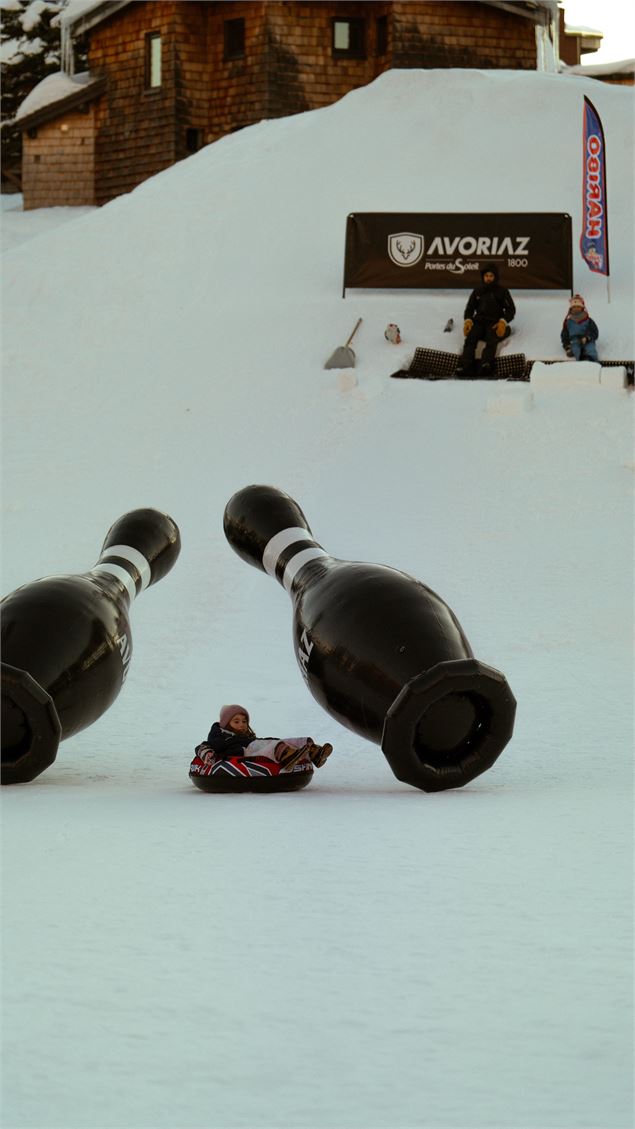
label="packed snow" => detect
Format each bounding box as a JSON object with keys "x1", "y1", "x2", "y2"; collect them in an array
[
  {"x1": 1, "y1": 69, "x2": 633, "y2": 1129},
  {"x1": 1, "y1": 192, "x2": 96, "y2": 251}
]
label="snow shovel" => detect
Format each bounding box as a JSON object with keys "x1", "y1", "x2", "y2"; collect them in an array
[{"x1": 324, "y1": 317, "x2": 362, "y2": 369}]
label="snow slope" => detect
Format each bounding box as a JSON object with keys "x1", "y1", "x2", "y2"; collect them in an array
[
  {"x1": 1, "y1": 69, "x2": 633, "y2": 1129},
  {"x1": 1, "y1": 191, "x2": 96, "y2": 251}
]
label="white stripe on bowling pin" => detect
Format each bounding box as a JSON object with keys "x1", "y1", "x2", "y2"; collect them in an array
[
  {"x1": 262, "y1": 526, "x2": 327, "y2": 593},
  {"x1": 92, "y1": 543, "x2": 152, "y2": 600},
  {"x1": 282, "y1": 548, "x2": 327, "y2": 593}
]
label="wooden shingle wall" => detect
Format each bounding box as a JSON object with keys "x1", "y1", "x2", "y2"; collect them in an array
[
  {"x1": 196, "y1": 2, "x2": 270, "y2": 142},
  {"x1": 172, "y1": 0, "x2": 211, "y2": 154},
  {"x1": 145, "y1": 2, "x2": 393, "y2": 154},
  {"x1": 392, "y1": 1, "x2": 537, "y2": 69},
  {"x1": 170, "y1": 1, "x2": 385, "y2": 144},
  {"x1": 262, "y1": 1, "x2": 391, "y2": 120},
  {"x1": 88, "y1": 1, "x2": 179, "y2": 204},
  {"x1": 24, "y1": 1, "x2": 540, "y2": 207},
  {"x1": 22, "y1": 108, "x2": 97, "y2": 209}
]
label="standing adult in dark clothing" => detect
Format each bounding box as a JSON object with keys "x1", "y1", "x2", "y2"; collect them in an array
[{"x1": 455, "y1": 264, "x2": 516, "y2": 378}]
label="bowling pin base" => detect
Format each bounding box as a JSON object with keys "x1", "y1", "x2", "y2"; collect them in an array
[
  {"x1": 189, "y1": 769, "x2": 314, "y2": 794},
  {"x1": 1, "y1": 663, "x2": 62, "y2": 785},
  {"x1": 382, "y1": 658, "x2": 517, "y2": 792}
]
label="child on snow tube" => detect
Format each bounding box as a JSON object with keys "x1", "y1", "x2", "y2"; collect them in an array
[{"x1": 190, "y1": 704, "x2": 333, "y2": 783}]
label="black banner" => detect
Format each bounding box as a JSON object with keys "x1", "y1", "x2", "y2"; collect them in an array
[{"x1": 343, "y1": 213, "x2": 572, "y2": 293}]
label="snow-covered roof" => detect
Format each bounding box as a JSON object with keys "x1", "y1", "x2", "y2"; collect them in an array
[
  {"x1": 59, "y1": 0, "x2": 556, "y2": 35},
  {"x1": 16, "y1": 70, "x2": 93, "y2": 120},
  {"x1": 563, "y1": 58, "x2": 634, "y2": 77},
  {"x1": 563, "y1": 23, "x2": 603, "y2": 38},
  {"x1": 14, "y1": 69, "x2": 106, "y2": 128},
  {"x1": 60, "y1": 0, "x2": 131, "y2": 31}
]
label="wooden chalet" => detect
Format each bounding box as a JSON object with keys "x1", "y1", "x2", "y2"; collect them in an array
[{"x1": 16, "y1": 1, "x2": 560, "y2": 209}]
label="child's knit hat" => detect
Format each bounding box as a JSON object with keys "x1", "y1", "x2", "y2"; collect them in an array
[
  {"x1": 219, "y1": 704, "x2": 249, "y2": 728},
  {"x1": 569, "y1": 293, "x2": 586, "y2": 310}
]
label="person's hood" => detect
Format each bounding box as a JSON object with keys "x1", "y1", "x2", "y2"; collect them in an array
[{"x1": 480, "y1": 262, "x2": 499, "y2": 284}]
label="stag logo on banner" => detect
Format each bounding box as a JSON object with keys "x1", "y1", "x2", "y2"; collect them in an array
[{"x1": 388, "y1": 232, "x2": 424, "y2": 267}]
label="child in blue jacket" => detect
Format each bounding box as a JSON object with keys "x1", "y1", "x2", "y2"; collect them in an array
[{"x1": 561, "y1": 294, "x2": 599, "y2": 361}]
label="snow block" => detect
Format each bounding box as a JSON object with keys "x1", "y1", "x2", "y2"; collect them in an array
[
  {"x1": 336, "y1": 370, "x2": 358, "y2": 392},
  {"x1": 530, "y1": 361, "x2": 601, "y2": 389}
]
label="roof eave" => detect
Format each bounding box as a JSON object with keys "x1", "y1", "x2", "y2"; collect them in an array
[
  {"x1": 16, "y1": 77, "x2": 107, "y2": 132},
  {"x1": 63, "y1": 0, "x2": 133, "y2": 39},
  {"x1": 480, "y1": 1, "x2": 556, "y2": 24}
]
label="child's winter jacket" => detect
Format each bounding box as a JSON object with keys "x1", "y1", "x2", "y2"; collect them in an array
[
  {"x1": 561, "y1": 316, "x2": 599, "y2": 350},
  {"x1": 206, "y1": 721, "x2": 253, "y2": 757}
]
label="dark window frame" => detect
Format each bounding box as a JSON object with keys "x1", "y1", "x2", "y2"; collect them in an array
[
  {"x1": 224, "y1": 17, "x2": 245, "y2": 61},
  {"x1": 376, "y1": 15, "x2": 388, "y2": 57},
  {"x1": 332, "y1": 17, "x2": 366, "y2": 59},
  {"x1": 186, "y1": 127, "x2": 203, "y2": 153}
]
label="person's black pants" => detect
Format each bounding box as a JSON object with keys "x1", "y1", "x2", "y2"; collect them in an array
[{"x1": 460, "y1": 321, "x2": 500, "y2": 368}]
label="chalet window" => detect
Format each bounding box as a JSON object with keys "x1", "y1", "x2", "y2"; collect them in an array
[
  {"x1": 186, "y1": 128, "x2": 203, "y2": 153},
  {"x1": 332, "y1": 18, "x2": 366, "y2": 59},
  {"x1": 145, "y1": 32, "x2": 162, "y2": 89},
  {"x1": 376, "y1": 16, "x2": 388, "y2": 56},
  {"x1": 224, "y1": 18, "x2": 245, "y2": 60}
]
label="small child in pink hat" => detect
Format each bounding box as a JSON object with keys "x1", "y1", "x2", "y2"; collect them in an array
[
  {"x1": 561, "y1": 294, "x2": 599, "y2": 361},
  {"x1": 192, "y1": 704, "x2": 333, "y2": 775}
]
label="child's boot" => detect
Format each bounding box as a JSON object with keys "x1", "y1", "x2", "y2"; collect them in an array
[{"x1": 306, "y1": 740, "x2": 333, "y2": 768}]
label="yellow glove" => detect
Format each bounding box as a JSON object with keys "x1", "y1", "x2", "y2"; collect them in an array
[
  {"x1": 494, "y1": 319, "x2": 507, "y2": 338},
  {"x1": 463, "y1": 319, "x2": 473, "y2": 337}
]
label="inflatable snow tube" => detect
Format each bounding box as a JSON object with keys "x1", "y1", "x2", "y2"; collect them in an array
[{"x1": 189, "y1": 754, "x2": 313, "y2": 793}]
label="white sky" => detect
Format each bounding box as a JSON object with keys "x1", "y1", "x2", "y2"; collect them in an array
[{"x1": 562, "y1": 0, "x2": 635, "y2": 63}]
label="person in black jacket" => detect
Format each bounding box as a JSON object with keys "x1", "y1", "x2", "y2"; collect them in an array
[{"x1": 455, "y1": 264, "x2": 516, "y2": 378}]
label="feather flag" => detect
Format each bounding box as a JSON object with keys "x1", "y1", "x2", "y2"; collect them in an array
[{"x1": 580, "y1": 96, "x2": 609, "y2": 276}]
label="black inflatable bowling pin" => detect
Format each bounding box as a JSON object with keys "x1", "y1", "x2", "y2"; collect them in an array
[
  {"x1": 1, "y1": 509, "x2": 181, "y2": 784},
  {"x1": 224, "y1": 485, "x2": 516, "y2": 792}
]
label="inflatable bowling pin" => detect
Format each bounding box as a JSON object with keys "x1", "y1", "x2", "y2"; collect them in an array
[
  {"x1": 1, "y1": 508, "x2": 181, "y2": 784},
  {"x1": 223, "y1": 485, "x2": 516, "y2": 792}
]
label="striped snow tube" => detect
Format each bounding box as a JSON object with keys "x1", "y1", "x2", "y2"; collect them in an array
[{"x1": 189, "y1": 753, "x2": 313, "y2": 793}]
